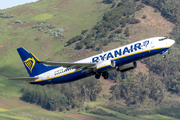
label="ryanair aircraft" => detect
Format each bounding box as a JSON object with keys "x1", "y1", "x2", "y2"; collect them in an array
[{"x1": 8, "y1": 37, "x2": 175, "y2": 85}]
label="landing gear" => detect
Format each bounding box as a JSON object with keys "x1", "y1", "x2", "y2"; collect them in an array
[
  {"x1": 102, "y1": 71, "x2": 109, "y2": 79},
  {"x1": 95, "y1": 71, "x2": 109, "y2": 79},
  {"x1": 162, "y1": 55, "x2": 166, "y2": 58},
  {"x1": 161, "y1": 50, "x2": 168, "y2": 58},
  {"x1": 95, "y1": 72, "x2": 101, "y2": 79}
]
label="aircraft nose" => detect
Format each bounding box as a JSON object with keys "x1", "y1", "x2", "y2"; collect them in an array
[{"x1": 168, "y1": 39, "x2": 175, "y2": 47}]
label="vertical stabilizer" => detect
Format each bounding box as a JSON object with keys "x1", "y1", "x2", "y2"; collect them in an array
[{"x1": 17, "y1": 47, "x2": 57, "y2": 77}]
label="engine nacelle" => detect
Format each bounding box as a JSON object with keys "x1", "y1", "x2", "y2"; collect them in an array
[
  {"x1": 96, "y1": 60, "x2": 116, "y2": 70},
  {"x1": 116, "y1": 62, "x2": 137, "y2": 72}
]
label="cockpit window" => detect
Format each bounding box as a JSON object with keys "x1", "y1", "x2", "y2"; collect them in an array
[{"x1": 159, "y1": 37, "x2": 167, "y2": 41}]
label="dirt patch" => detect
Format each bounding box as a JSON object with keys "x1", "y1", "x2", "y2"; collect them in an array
[
  {"x1": 40, "y1": 42, "x2": 52, "y2": 58},
  {"x1": 7, "y1": 20, "x2": 14, "y2": 26},
  {"x1": 29, "y1": 9, "x2": 35, "y2": 14},
  {"x1": 0, "y1": 45, "x2": 3, "y2": 55},
  {"x1": 13, "y1": 39, "x2": 25, "y2": 48},
  {"x1": 65, "y1": 114, "x2": 100, "y2": 120},
  {"x1": 0, "y1": 68, "x2": 4, "y2": 75},
  {"x1": 99, "y1": 77, "x2": 117, "y2": 99},
  {"x1": 128, "y1": 5, "x2": 174, "y2": 42},
  {"x1": 52, "y1": 47, "x2": 94, "y2": 62},
  {"x1": 0, "y1": 97, "x2": 27, "y2": 108},
  {"x1": 9, "y1": 32, "x2": 19, "y2": 36},
  {"x1": 63, "y1": 27, "x2": 71, "y2": 36},
  {"x1": 12, "y1": 24, "x2": 19, "y2": 30},
  {"x1": 20, "y1": 21, "x2": 36, "y2": 27},
  {"x1": 15, "y1": 7, "x2": 28, "y2": 16},
  {"x1": 99, "y1": 77, "x2": 116, "y2": 91},
  {"x1": 58, "y1": 0, "x2": 72, "y2": 7},
  {"x1": 42, "y1": 43, "x2": 52, "y2": 49},
  {"x1": 135, "y1": 61, "x2": 149, "y2": 74}
]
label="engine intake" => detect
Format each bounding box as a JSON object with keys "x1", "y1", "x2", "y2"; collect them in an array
[{"x1": 116, "y1": 62, "x2": 137, "y2": 72}]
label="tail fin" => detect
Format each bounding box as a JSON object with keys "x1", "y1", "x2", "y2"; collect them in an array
[{"x1": 17, "y1": 47, "x2": 57, "y2": 77}]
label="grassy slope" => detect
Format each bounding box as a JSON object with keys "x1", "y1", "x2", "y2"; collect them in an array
[
  {"x1": 0, "y1": 0, "x2": 111, "y2": 119},
  {"x1": 0, "y1": 0, "x2": 110, "y2": 95},
  {"x1": 0, "y1": 0, "x2": 177, "y2": 120}
]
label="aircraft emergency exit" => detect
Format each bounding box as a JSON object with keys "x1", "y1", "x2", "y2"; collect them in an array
[{"x1": 8, "y1": 37, "x2": 175, "y2": 85}]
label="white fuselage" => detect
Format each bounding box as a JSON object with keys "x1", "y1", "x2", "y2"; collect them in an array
[{"x1": 31, "y1": 37, "x2": 175, "y2": 84}]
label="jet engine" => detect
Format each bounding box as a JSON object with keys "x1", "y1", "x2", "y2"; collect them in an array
[
  {"x1": 96, "y1": 59, "x2": 116, "y2": 70},
  {"x1": 116, "y1": 62, "x2": 137, "y2": 72}
]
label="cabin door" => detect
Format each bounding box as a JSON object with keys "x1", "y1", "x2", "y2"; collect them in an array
[
  {"x1": 151, "y1": 39, "x2": 155, "y2": 48},
  {"x1": 47, "y1": 73, "x2": 52, "y2": 84}
]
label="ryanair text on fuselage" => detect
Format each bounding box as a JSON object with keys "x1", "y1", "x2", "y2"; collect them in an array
[{"x1": 92, "y1": 43, "x2": 142, "y2": 63}]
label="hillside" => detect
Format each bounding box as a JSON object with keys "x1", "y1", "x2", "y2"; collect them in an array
[
  {"x1": 0, "y1": 0, "x2": 110, "y2": 95},
  {"x1": 0, "y1": 0, "x2": 180, "y2": 120}
]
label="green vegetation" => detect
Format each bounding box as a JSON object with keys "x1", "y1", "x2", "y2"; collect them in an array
[
  {"x1": 0, "y1": 112, "x2": 33, "y2": 120},
  {"x1": 101, "y1": 1, "x2": 180, "y2": 119},
  {"x1": 21, "y1": 77, "x2": 102, "y2": 111},
  {"x1": 68, "y1": 0, "x2": 142, "y2": 49},
  {"x1": 31, "y1": 13, "x2": 53, "y2": 21},
  {"x1": 81, "y1": 112, "x2": 121, "y2": 120},
  {"x1": 0, "y1": 0, "x2": 180, "y2": 119},
  {"x1": 110, "y1": 72, "x2": 165, "y2": 105}
]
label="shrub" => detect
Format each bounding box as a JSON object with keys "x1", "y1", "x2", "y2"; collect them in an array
[
  {"x1": 142, "y1": 15, "x2": 147, "y2": 19},
  {"x1": 109, "y1": 33, "x2": 115, "y2": 38},
  {"x1": 75, "y1": 42, "x2": 84, "y2": 50},
  {"x1": 81, "y1": 29, "x2": 88, "y2": 35},
  {"x1": 86, "y1": 43, "x2": 95, "y2": 49},
  {"x1": 85, "y1": 104, "x2": 92, "y2": 111},
  {"x1": 136, "y1": 4, "x2": 145, "y2": 11},
  {"x1": 114, "y1": 28, "x2": 123, "y2": 34},
  {"x1": 89, "y1": 108, "x2": 117, "y2": 117},
  {"x1": 125, "y1": 32, "x2": 130, "y2": 37},
  {"x1": 59, "y1": 106, "x2": 65, "y2": 112}
]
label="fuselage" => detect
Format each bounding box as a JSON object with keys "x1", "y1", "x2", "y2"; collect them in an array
[{"x1": 30, "y1": 37, "x2": 175, "y2": 85}]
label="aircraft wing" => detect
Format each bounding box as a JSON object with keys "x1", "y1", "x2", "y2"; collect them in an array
[
  {"x1": 38, "y1": 61, "x2": 96, "y2": 71},
  {"x1": 7, "y1": 77, "x2": 39, "y2": 81}
]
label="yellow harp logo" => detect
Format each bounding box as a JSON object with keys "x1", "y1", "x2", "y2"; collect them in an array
[{"x1": 24, "y1": 58, "x2": 35, "y2": 73}]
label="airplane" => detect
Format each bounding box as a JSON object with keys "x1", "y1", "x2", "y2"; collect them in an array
[{"x1": 8, "y1": 37, "x2": 175, "y2": 85}]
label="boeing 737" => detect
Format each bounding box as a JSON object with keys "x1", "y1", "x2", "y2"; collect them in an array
[{"x1": 8, "y1": 37, "x2": 175, "y2": 85}]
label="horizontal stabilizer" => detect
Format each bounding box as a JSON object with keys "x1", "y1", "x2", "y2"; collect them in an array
[{"x1": 7, "y1": 77, "x2": 38, "y2": 81}]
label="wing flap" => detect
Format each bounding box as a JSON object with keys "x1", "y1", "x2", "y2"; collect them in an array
[
  {"x1": 38, "y1": 61, "x2": 96, "y2": 68},
  {"x1": 7, "y1": 77, "x2": 38, "y2": 81}
]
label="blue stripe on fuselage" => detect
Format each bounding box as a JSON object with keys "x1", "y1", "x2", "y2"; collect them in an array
[{"x1": 29, "y1": 47, "x2": 169, "y2": 85}]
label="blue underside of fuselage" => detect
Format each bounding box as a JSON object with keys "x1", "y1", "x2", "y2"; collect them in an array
[{"x1": 30, "y1": 48, "x2": 168, "y2": 85}]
